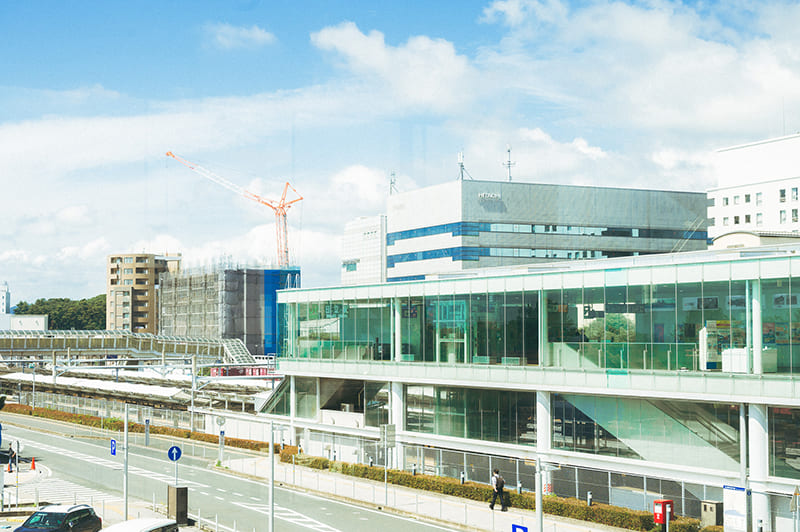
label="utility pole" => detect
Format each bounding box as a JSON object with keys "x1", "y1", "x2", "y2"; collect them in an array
[
  {"x1": 124, "y1": 403, "x2": 129, "y2": 520},
  {"x1": 269, "y1": 421, "x2": 275, "y2": 532}
]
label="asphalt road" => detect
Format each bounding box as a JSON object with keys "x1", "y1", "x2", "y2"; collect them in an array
[{"x1": 2, "y1": 416, "x2": 451, "y2": 532}]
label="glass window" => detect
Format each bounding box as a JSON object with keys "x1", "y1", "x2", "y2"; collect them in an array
[
  {"x1": 794, "y1": 209, "x2": 799, "y2": 223},
  {"x1": 553, "y1": 394, "x2": 739, "y2": 469},
  {"x1": 770, "y1": 407, "x2": 800, "y2": 479},
  {"x1": 745, "y1": 214, "x2": 751, "y2": 224},
  {"x1": 295, "y1": 377, "x2": 318, "y2": 419},
  {"x1": 761, "y1": 278, "x2": 792, "y2": 373},
  {"x1": 124, "y1": 257, "x2": 134, "y2": 263},
  {"x1": 781, "y1": 189, "x2": 787, "y2": 202},
  {"x1": 406, "y1": 385, "x2": 435, "y2": 433},
  {"x1": 757, "y1": 213, "x2": 763, "y2": 226},
  {"x1": 365, "y1": 381, "x2": 389, "y2": 427},
  {"x1": 734, "y1": 216, "x2": 740, "y2": 225},
  {"x1": 723, "y1": 217, "x2": 729, "y2": 226},
  {"x1": 756, "y1": 192, "x2": 763, "y2": 205},
  {"x1": 793, "y1": 188, "x2": 798, "y2": 201},
  {"x1": 722, "y1": 197, "x2": 729, "y2": 206},
  {"x1": 745, "y1": 194, "x2": 751, "y2": 203},
  {"x1": 781, "y1": 210, "x2": 787, "y2": 224},
  {"x1": 733, "y1": 195, "x2": 740, "y2": 205}
]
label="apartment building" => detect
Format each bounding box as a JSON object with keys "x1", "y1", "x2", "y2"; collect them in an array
[
  {"x1": 106, "y1": 253, "x2": 181, "y2": 333},
  {"x1": 708, "y1": 134, "x2": 800, "y2": 240}
]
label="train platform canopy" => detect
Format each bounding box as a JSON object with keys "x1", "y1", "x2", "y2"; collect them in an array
[{"x1": 2, "y1": 371, "x2": 191, "y2": 402}]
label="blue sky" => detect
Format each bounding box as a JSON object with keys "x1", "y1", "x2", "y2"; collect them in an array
[{"x1": 2, "y1": 0, "x2": 800, "y2": 305}]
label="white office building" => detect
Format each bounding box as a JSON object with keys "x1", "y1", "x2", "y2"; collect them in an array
[
  {"x1": 384, "y1": 180, "x2": 708, "y2": 282},
  {"x1": 341, "y1": 215, "x2": 387, "y2": 286},
  {"x1": 708, "y1": 134, "x2": 800, "y2": 240},
  {"x1": 0, "y1": 282, "x2": 10, "y2": 314}
]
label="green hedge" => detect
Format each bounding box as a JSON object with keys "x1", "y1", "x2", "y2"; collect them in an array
[
  {"x1": 278, "y1": 448, "x2": 711, "y2": 532},
  {"x1": 2, "y1": 404, "x2": 279, "y2": 453}
]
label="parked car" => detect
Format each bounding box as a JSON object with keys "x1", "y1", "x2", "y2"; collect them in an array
[
  {"x1": 14, "y1": 504, "x2": 102, "y2": 532},
  {"x1": 100, "y1": 518, "x2": 177, "y2": 532}
]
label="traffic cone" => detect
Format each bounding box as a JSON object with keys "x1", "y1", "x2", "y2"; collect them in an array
[
  {"x1": 31, "y1": 457, "x2": 35, "y2": 471},
  {"x1": 7, "y1": 461, "x2": 11, "y2": 473}
]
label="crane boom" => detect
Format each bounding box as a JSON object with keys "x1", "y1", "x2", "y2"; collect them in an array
[{"x1": 166, "y1": 151, "x2": 303, "y2": 267}]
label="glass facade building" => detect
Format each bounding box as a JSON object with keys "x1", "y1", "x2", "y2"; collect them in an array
[{"x1": 273, "y1": 245, "x2": 800, "y2": 526}]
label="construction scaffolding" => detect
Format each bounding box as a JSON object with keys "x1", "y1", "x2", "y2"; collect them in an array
[{"x1": 159, "y1": 264, "x2": 298, "y2": 357}]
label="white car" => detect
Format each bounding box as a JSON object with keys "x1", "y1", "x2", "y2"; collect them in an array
[{"x1": 101, "y1": 518, "x2": 178, "y2": 532}]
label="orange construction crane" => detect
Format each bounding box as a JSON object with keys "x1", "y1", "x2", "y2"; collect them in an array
[{"x1": 166, "y1": 151, "x2": 303, "y2": 268}]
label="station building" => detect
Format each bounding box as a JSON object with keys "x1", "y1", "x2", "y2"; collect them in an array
[{"x1": 272, "y1": 244, "x2": 800, "y2": 530}]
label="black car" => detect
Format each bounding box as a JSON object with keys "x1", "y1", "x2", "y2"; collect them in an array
[{"x1": 14, "y1": 504, "x2": 102, "y2": 532}]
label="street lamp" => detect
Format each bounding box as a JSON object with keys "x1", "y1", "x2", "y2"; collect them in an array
[{"x1": 269, "y1": 420, "x2": 275, "y2": 532}]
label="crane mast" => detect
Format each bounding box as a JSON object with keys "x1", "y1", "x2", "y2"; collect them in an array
[{"x1": 166, "y1": 151, "x2": 302, "y2": 267}]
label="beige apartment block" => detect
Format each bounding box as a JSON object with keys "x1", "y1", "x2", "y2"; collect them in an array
[{"x1": 106, "y1": 253, "x2": 181, "y2": 333}]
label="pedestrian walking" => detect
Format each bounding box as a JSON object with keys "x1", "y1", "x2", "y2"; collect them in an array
[{"x1": 489, "y1": 468, "x2": 507, "y2": 511}]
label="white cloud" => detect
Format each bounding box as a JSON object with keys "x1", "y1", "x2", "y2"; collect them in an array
[
  {"x1": 56, "y1": 205, "x2": 92, "y2": 225},
  {"x1": 56, "y1": 238, "x2": 109, "y2": 261},
  {"x1": 205, "y1": 23, "x2": 276, "y2": 49},
  {"x1": 482, "y1": 0, "x2": 567, "y2": 28},
  {"x1": 311, "y1": 22, "x2": 478, "y2": 112}
]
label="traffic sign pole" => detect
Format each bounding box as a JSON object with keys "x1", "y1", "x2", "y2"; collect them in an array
[{"x1": 167, "y1": 446, "x2": 182, "y2": 486}]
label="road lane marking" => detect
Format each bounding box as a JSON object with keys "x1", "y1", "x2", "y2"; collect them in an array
[
  {"x1": 233, "y1": 502, "x2": 342, "y2": 532},
  {"x1": 15, "y1": 437, "x2": 209, "y2": 489}
]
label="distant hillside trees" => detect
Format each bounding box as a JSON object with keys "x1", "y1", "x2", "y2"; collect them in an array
[{"x1": 14, "y1": 294, "x2": 106, "y2": 330}]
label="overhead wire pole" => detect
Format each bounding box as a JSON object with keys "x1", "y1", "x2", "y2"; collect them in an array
[{"x1": 165, "y1": 151, "x2": 302, "y2": 268}]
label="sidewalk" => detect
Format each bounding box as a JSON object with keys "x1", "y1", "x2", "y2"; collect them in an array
[{"x1": 222, "y1": 455, "x2": 628, "y2": 532}]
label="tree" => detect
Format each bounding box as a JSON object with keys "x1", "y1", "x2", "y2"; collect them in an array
[
  {"x1": 13, "y1": 294, "x2": 106, "y2": 330},
  {"x1": 581, "y1": 314, "x2": 632, "y2": 343}
]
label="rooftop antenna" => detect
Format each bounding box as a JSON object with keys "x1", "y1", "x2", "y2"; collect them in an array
[
  {"x1": 389, "y1": 171, "x2": 399, "y2": 195},
  {"x1": 503, "y1": 145, "x2": 515, "y2": 182},
  {"x1": 458, "y1": 152, "x2": 473, "y2": 181}
]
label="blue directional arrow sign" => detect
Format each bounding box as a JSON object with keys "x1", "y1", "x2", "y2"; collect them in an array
[
  {"x1": 110, "y1": 439, "x2": 117, "y2": 456},
  {"x1": 168, "y1": 445, "x2": 182, "y2": 462},
  {"x1": 168, "y1": 445, "x2": 182, "y2": 486}
]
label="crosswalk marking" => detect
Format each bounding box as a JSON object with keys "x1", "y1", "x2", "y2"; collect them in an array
[
  {"x1": 6, "y1": 477, "x2": 122, "y2": 506},
  {"x1": 16, "y1": 437, "x2": 207, "y2": 488},
  {"x1": 233, "y1": 502, "x2": 342, "y2": 532}
]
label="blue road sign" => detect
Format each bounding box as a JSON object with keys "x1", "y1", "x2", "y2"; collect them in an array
[
  {"x1": 110, "y1": 439, "x2": 116, "y2": 456},
  {"x1": 168, "y1": 445, "x2": 182, "y2": 462},
  {"x1": 512, "y1": 526, "x2": 528, "y2": 532}
]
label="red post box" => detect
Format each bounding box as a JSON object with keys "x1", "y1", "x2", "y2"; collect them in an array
[{"x1": 654, "y1": 499, "x2": 674, "y2": 525}]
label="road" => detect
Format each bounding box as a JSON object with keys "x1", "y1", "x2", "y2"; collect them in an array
[{"x1": 2, "y1": 416, "x2": 451, "y2": 532}]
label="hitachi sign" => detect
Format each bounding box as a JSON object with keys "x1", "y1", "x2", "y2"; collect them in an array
[{"x1": 478, "y1": 192, "x2": 501, "y2": 200}]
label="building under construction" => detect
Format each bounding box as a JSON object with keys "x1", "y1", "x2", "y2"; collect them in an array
[{"x1": 159, "y1": 265, "x2": 300, "y2": 356}]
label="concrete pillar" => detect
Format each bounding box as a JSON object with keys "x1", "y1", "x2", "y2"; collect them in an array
[
  {"x1": 749, "y1": 403, "x2": 771, "y2": 531},
  {"x1": 536, "y1": 391, "x2": 552, "y2": 454},
  {"x1": 391, "y1": 382, "x2": 404, "y2": 469},
  {"x1": 289, "y1": 375, "x2": 296, "y2": 420},
  {"x1": 539, "y1": 291, "x2": 549, "y2": 366},
  {"x1": 394, "y1": 298, "x2": 403, "y2": 361},
  {"x1": 538, "y1": 391, "x2": 553, "y2": 495},
  {"x1": 752, "y1": 280, "x2": 762, "y2": 374}
]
